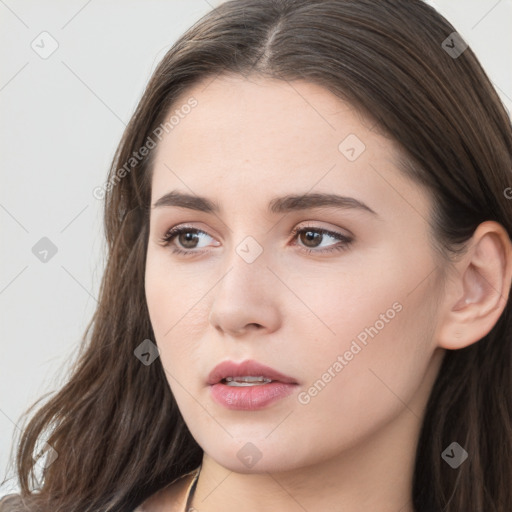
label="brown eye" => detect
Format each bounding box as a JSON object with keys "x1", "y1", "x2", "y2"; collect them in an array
[
  {"x1": 159, "y1": 225, "x2": 353, "y2": 257},
  {"x1": 291, "y1": 226, "x2": 353, "y2": 255},
  {"x1": 298, "y1": 229, "x2": 323, "y2": 248},
  {"x1": 176, "y1": 231, "x2": 200, "y2": 249},
  {"x1": 160, "y1": 227, "x2": 215, "y2": 256}
]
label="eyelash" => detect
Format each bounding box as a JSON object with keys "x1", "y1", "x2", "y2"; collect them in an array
[{"x1": 158, "y1": 225, "x2": 353, "y2": 257}]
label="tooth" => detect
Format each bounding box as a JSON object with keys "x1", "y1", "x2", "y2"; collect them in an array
[
  {"x1": 224, "y1": 376, "x2": 273, "y2": 385},
  {"x1": 225, "y1": 376, "x2": 272, "y2": 382},
  {"x1": 225, "y1": 381, "x2": 272, "y2": 387}
]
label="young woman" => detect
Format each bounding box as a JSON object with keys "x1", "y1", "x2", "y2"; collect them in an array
[{"x1": 2, "y1": 1, "x2": 511, "y2": 511}]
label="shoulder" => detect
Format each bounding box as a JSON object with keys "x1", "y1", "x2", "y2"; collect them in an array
[
  {"x1": 135, "y1": 467, "x2": 200, "y2": 512},
  {"x1": 0, "y1": 468, "x2": 200, "y2": 512},
  {"x1": 0, "y1": 494, "x2": 30, "y2": 512}
]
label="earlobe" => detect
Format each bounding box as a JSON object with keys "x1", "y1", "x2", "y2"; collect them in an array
[{"x1": 436, "y1": 221, "x2": 512, "y2": 351}]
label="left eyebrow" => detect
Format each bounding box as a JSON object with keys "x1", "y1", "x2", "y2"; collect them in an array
[{"x1": 152, "y1": 190, "x2": 379, "y2": 217}]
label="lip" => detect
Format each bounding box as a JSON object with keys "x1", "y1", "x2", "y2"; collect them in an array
[
  {"x1": 210, "y1": 380, "x2": 297, "y2": 410},
  {"x1": 207, "y1": 359, "x2": 298, "y2": 385}
]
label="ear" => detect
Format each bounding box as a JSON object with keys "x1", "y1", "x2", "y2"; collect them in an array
[{"x1": 436, "y1": 220, "x2": 512, "y2": 350}]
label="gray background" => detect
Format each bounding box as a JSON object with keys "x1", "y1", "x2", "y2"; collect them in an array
[{"x1": 1, "y1": 0, "x2": 511, "y2": 495}]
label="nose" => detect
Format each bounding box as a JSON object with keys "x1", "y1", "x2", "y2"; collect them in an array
[{"x1": 207, "y1": 247, "x2": 282, "y2": 337}]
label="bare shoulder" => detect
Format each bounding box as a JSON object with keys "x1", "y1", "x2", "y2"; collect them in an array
[
  {"x1": 136, "y1": 469, "x2": 199, "y2": 512},
  {"x1": 0, "y1": 494, "x2": 30, "y2": 512}
]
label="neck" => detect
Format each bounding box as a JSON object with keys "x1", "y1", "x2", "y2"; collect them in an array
[{"x1": 190, "y1": 407, "x2": 423, "y2": 512}]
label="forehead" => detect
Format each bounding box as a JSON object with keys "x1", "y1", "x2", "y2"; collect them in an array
[
  {"x1": 154, "y1": 74, "x2": 384, "y2": 172},
  {"x1": 149, "y1": 74, "x2": 428, "y2": 221}
]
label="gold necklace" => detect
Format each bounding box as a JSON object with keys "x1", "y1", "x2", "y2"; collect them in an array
[{"x1": 183, "y1": 465, "x2": 201, "y2": 512}]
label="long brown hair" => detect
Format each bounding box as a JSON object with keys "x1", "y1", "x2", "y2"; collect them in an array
[{"x1": 2, "y1": 1, "x2": 512, "y2": 510}]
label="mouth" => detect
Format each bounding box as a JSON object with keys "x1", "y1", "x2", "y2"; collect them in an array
[
  {"x1": 207, "y1": 359, "x2": 299, "y2": 386},
  {"x1": 207, "y1": 360, "x2": 299, "y2": 411}
]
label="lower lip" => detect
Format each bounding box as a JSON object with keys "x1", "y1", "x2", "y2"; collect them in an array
[{"x1": 210, "y1": 381, "x2": 297, "y2": 410}]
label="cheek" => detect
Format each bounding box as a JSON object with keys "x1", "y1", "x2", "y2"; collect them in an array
[
  {"x1": 145, "y1": 248, "x2": 205, "y2": 334},
  {"x1": 295, "y1": 265, "x2": 439, "y2": 440},
  {"x1": 145, "y1": 252, "x2": 211, "y2": 373},
  {"x1": 145, "y1": 253, "x2": 172, "y2": 336},
  {"x1": 293, "y1": 244, "x2": 438, "y2": 399}
]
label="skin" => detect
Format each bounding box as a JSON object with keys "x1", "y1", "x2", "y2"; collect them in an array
[{"x1": 144, "y1": 74, "x2": 512, "y2": 511}]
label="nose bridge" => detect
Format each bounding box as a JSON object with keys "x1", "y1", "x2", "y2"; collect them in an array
[
  {"x1": 207, "y1": 230, "x2": 282, "y2": 334},
  {"x1": 220, "y1": 232, "x2": 270, "y2": 295}
]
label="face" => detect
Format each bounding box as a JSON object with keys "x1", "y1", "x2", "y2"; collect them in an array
[{"x1": 145, "y1": 74, "x2": 446, "y2": 473}]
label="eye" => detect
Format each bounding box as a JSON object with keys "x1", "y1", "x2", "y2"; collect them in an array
[
  {"x1": 290, "y1": 225, "x2": 353, "y2": 255},
  {"x1": 158, "y1": 225, "x2": 217, "y2": 256},
  {"x1": 158, "y1": 224, "x2": 353, "y2": 257}
]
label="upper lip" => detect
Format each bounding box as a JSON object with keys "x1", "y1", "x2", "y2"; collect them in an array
[{"x1": 207, "y1": 359, "x2": 298, "y2": 385}]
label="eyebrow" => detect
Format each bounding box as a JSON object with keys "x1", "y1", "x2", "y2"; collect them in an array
[{"x1": 152, "y1": 190, "x2": 378, "y2": 216}]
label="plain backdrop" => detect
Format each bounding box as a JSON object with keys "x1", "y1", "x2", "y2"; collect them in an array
[{"x1": 1, "y1": 0, "x2": 511, "y2": 496}]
